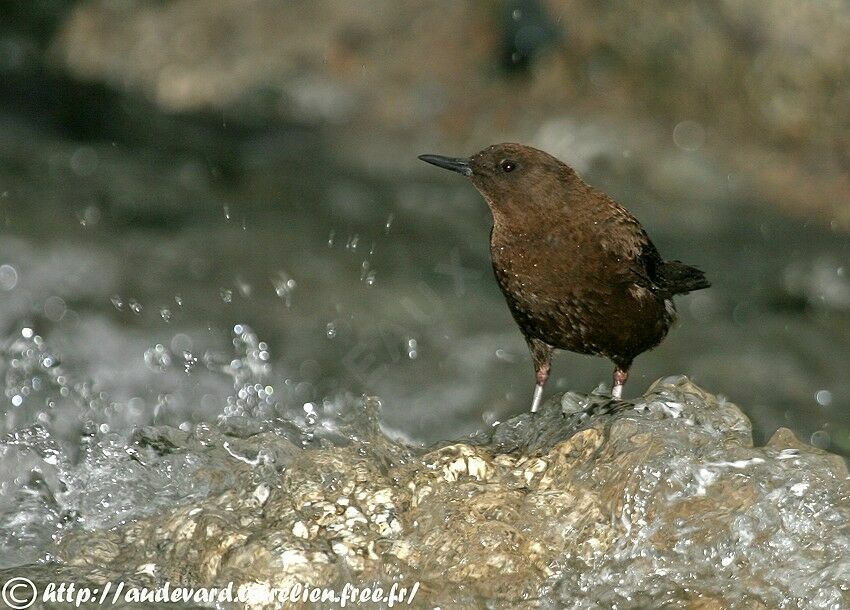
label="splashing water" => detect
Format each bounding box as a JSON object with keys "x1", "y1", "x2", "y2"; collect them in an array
[
  {"x1": 271, "y1": 271, "x2": 297, "y2": 307},
  {"x1": 1, "y1": 326, "x2": 848, "y2": 609},
  {"x1": 0, "y1": 324, "x2": 377, "y2": 570}
]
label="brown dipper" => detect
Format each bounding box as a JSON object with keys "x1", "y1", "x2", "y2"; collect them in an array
[{"x1": 419, "y1": 143, "x2": 710, "y2": 412}]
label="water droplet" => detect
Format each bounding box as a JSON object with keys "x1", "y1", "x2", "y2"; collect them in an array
[
  {"x1": 236, "y1": 277, "x2": 252, "y2": 297},
  {"x1": 182, "y1": 350, "x2": 198, "y2": 375},
  {"x1": 144, "y1": 344, "x2": 172, "y2": 372},
  {"x1": 385, "y1": 213, "x2": 394, "y2": 233},
  {"x1": 673, "y1": 120, "x2": 706, "y2": 151},
  {"x1": 815, "y1": 390, "x2": 833, "y2": 407},
  {"x1": 302, "y1": 402, "x2": 318, "y2": 425},
  {"x1": 110, "y1": 295, "x2": 125, "y2": 310},
  {"x1": 223, "y1": 205, "x2": 231, "y2": 220},
  {"x1": 11, "y1": 395, "x2": 23, "y2": 407},
  {"x1": 0, "y1": 264, "x2": 19, "y2": 290},
  {"x1": 170, "y1": 333, "x2": 192, "y2": 353},
  {"x1": 70, "y1": 146, "x2": 99, "y2": 176},
  {"x1": 220, "y1": 288, "x2": 233, "y2": 303},
  {"x1": 77, "y1": 205, "x2": 101, "y2": 227},
  {"x1": 326, "y1": 322, "x2": 337, "y2": 339},
  {"x1": 360, "y1": 260, "x2": 376, "y2": 285},
  {"x1": 21, "y1": 327, "x2": 34, "y2": 339},
  {"x1": 328, "y1": 230, "x2": 336, "y2": 247},
  {"x1": 347, "y1": 234, "x2": 360, "y2": 251},
  {"x1": 44, "y1": 296, "x2": 67, "y2": 322},
  {"x1": 406, "y1": 338, "x2": 418, "y2": 359},
  {"x1": 495, "y1": 348, "x2": 517, "y2": 362},
  {"x1": 160, "y1": 308, "x2": 173, "y2": 322},
  {"x1": 810, "y1": 430, "x2": 830, "y2": 449},
  {"x1": 128, "y1": 299, "x2": 143, "y2": 315},
  {"x1": 174, "y1": 295, "x2": 184, "y2": 308},
  {"x1": 512, "y1": 8, "x2": 522, "y2": 20},
  {"x1": 272, "y1": 272, "x2": 297, "y2": 307}
]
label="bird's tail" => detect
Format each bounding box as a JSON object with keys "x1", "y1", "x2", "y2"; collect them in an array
[{"x1": 660, "y1": 260, "x2": 710, "y2": 295}]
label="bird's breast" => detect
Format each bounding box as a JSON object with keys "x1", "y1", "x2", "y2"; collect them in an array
[
  {"x1": 489, "y1": 224, "x2": 671, "y2": 358},
  {"x1": 490, "y1": 226, "x2": 585, "y2": 296}
]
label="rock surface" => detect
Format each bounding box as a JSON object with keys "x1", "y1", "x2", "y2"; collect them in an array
[
  {"x1": 52, "y1": 0, "x2": 850, "y2": 226},
  {"x1": 33, "y1": 377, "x2": 849, "y2": 609}
]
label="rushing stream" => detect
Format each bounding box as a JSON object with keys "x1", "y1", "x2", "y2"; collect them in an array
[
  {"x1": 2, "y1": 332, "x2": 849, "y2": 608},
  {"x1": 0, "y1": 19, "x2": 849, "y2": 606}
]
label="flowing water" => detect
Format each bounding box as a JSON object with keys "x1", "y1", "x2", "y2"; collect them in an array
[
  {"x1": 0, "y1": 71, "x2": 849, "y2": 605},
  {"x1": 2, "y1": 339, "x2": 848, "y2": 609}
]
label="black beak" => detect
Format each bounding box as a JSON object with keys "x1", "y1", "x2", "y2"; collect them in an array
[{"x1": 418, "y1": 154, "x2": 472, "y2": 177}]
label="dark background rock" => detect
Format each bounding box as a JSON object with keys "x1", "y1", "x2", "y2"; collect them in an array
[{"x1": 0, "y1": 6, "x2": 848, "y2": 603}]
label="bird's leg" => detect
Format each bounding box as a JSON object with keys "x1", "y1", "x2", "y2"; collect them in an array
[
  {"x1": 527, "y1": 338, "x2": 553, "y2": 413},
  {"x1": 612, "y1": 366, "x2": 630, "y2": 399}
]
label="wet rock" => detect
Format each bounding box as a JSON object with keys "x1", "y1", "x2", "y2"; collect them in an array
[{"x1": 43, "y1": 377, "x2": 850, "y2": 608}]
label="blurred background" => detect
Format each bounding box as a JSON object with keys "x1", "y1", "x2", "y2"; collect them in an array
[{"x1": 1, "y1": 0, "x2": 848, "y2": 455}]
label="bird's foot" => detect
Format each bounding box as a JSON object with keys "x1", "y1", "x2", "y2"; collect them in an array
[{"x1": 530, "y1": 383, "x2": 545, "y2": 413}]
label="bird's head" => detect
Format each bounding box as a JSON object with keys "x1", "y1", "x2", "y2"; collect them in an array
[{"x1": 418, "y1": 143, "x2": 576, "y2": 220}]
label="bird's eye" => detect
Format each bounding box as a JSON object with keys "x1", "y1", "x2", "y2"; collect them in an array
[{"x1": 500, "y1": 159, "x2": 516, "y2": 173}]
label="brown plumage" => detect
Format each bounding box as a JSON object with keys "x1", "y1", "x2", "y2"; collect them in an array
[{"x1": 419, "y1": 143, "x2": 710, "y2": 412}]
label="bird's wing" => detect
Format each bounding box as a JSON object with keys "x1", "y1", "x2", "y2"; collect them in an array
[
  {"x1": 596, "y1": 201, "x2": 665, "y2": 292},
  {"x1": 631, "y1": 238, "x2": 666, "y2": 292}
]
